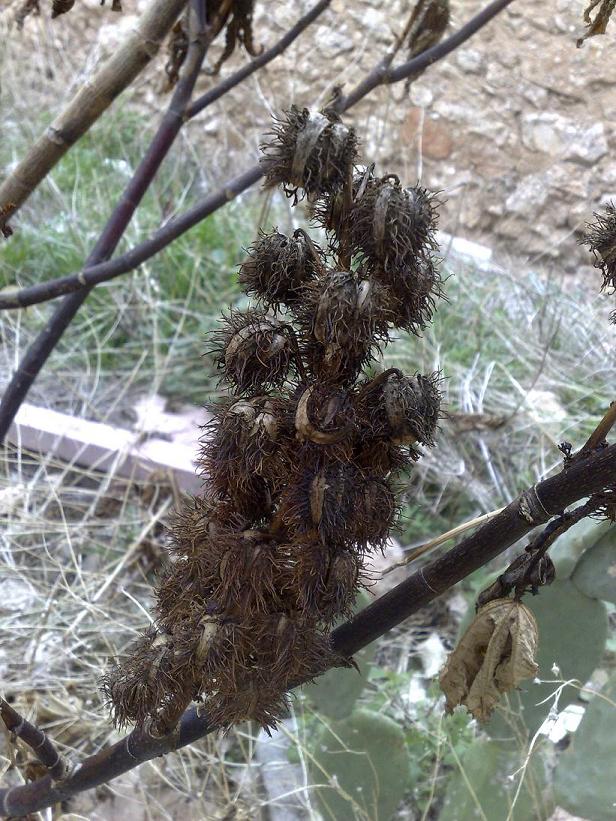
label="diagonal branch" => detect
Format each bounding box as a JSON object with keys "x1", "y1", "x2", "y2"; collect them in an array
[
  {"x1": 1, "y1": 441, "x2": 614, "y2": 818},
  {"x1": 0, "y1": 0, "x2": 189, "y2": 233},
  {"x1": 0, "y1": 0, "x2": 228, "y2": 443},
  {"x1": 0, "y1": 0, "x2": 517, "y2": 315},
  {"x1": 186, "y1": 0, "x2": 332, "y2": 119},
  {"x1": 0, "y1": 698, "x2": 68, "y2": 781}
]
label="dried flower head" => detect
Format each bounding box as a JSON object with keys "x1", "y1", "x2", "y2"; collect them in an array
[
  {"x1": 584, "y1": 202, "x2": 616, "y2": 321},
  {"x1": 298, "y1": 270, "x2": 389, "y2": 381},
  {"x1": 199, "y1": 396, "x2": 289, "y2": 520},
  {"x1": 360, "y1": 370, "x2": 442, "y2": 447},
  {"x1": 261, "y1": 107, "x2": 358, "y2": 200},
  {"x1": 348, "y1": 174, "x2": 439, "y2": 275},
  {"x1": 239, "y1": 229, "x2": 320, "y2": 307},
  {"x1": 213, "y1": 310, "x2": 295, "y2": 394}
]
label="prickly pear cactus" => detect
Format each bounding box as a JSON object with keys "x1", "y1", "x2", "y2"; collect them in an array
[
  {"x1": 486, "y1": 579, "x2": 607, "y2": 737},
  {"x1": 571, "y1": 528, "x2": 616, "y2": 603},
  {"x1": 309, "y1": 708, "x2": 411, "y2": 820},
  {"x1": 554, "y1": 673, "x2": 616, "y2": 821},
  {"x1": 302, "y1": 591, "x2": 376, "y2": 719},
  {"x1": 549, "y1": 517, "x2": 611, "y2": 578},
  {"x1": 439, "y1": 739, "x2": 554, "y2": 821}
]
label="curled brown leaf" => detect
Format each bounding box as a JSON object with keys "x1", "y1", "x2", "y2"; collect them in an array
[{"x1": 439, "y1": 598, "x2": 538, "y2": 722}]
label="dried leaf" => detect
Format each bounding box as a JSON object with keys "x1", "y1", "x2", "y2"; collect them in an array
[
  {"x1": 439, "y1": 598, "x2": 538, "y2": 722},
  {"x1": 578, "y1": 0, "x2": 616, "y2": 47}
]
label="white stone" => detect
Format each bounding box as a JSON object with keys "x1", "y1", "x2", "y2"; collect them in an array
[{"x1": 455, "y1": 49, "x2": 482, "y2": 74}]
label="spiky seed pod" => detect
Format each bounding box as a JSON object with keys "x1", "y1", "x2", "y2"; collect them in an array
[
  {"x1": 239, "y1": 230, "x2": 321, "y2": 307},
  {"x1": 167, "y1": 496, "x2": 243, "y2": 561},
  {"x1": 200, "y1": 397, "x2": 290, "y2": 520},
  {"x1": 213, "y1": 310, "x2": 294, "y2": 394},
  {"x1": 294, "y1": 384, "x2": 355, "y2": 448},
  {"x1": 292, "y1": 547, "x2": 361, "y2": 622},
  {"x1": 359, "y1": 370, "x2": 442, "y2": 447},
  {"x1": 348, "y1": 174, "x2": 438, "y2": 275},
  {"x1": 261, "y1": 106, "x2": 357, "y2": 200},
  {"x1": 351, "y1": 477, "x2": 399, "y2": 551},
  {"x1": 384, "y1": 253, "x2": 443, "y2": 333},
  {"x1": 584, "y1": 203, "x2": 616, "y2": 321},
  {"x1": 281, "y1": 461, "x2": 360, "y2": 547},
  {"x1": 299, "y1": 271, "x2": 388, "y2": 381},
  {"x1": 101, "y1": 628, "x2": 189, "y2": 733}
]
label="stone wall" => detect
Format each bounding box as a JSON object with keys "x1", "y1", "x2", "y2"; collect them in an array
[{"x1": 2, "y1": 0, "x2": 615, "y2": 274}]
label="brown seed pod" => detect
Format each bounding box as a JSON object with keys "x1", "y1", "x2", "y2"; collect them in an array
[
  {"x1": 299, "y1": 271, "x2": 388, "y2": 381},
  {"x1": 101, "y1": 628, "x2": 188, "y2": 732},
  {"x1": 351, "y1": 477, "x2": 399, "y2": 551},
  {"x1": 584, "y1": 202, "x2": 616, "y2": 311},
  {"x1": 239, "y1": 229, "x2": 321, "y2": 307},
  {"x1": 291, "y1": 543, "x2": 361, "y2": 622},
  {"x1": 261, "y1": 107, "x2": 358, "y2": 200},
  {"x1": 167, "y1": 495, "x2": 246, "y2": 561},
  {"x1": 294, "y1": 384, "x2": 355, "y2": 447},
  {"x1": 281, "y1": 460, "x2": 360, "y2": 547},
  {"x1": 199, "y1": 396, "x2": 289, "y2": 520},
  {"x1": 359, "y1": 370, "x2": 442, "y2": 447},
  {"x1": 383, "y1": 253, "x2": 443, "y2": 333},
  {"x1": 213, "y1": 310, "x2": 294, "y2": 394},
  {"x1": 348, "y1": 174, "x2": 439, "y2": 276}
]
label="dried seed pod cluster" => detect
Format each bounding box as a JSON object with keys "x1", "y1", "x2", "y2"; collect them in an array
[{"x1": 104, "y1": 109, "x2": 444, "y2": 735}]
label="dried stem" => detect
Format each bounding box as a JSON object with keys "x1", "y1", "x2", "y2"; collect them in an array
[
  {"x1": 580, "y1": 400, "x2": 616, "y2": 454},
  {"x1": 0, "y1": 0, "x2": 514, "y2": 315},
  {"x1": 0, "y1": 0, "x2": 189, "y2": 232},
  {"x1": 0, "y1": 0, "x2": 226, "y2": 443},
  {"x1": 0, "y1": 698, "x2": 68, "y2": 781},
  {"x1": 383, "y1": 505, "x2": 506, "y2": 574},
  {"x1": 1, "y1": 442, "x2": 615, "y2": 817}
]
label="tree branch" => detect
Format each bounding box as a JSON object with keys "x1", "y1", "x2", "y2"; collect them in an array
[
  {"x1": 0, "y1": 0, "x2": 517, "y2": 315},
  {"x1": 0, "y1": 0, "x2": 189, "y2": 232},
  {"x1": 0, "y1": 0, "x2": 227, "y2": 443},
  {"x1": 0, "y1": 698, "x2": 68, "y2": 781},
  {"x1": 1, "y1": 441, "x2": 614, "y2": 818},
  {"x1": 186, "y1": 0, "x2": 332, "y2": 119}
]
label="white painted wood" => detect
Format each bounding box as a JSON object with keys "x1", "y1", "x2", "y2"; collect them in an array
[{"x1": 8, "y1": 402, "x2": 203, "y2": 493}]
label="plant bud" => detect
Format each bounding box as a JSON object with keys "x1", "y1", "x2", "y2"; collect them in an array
[
  {"x1": 239, "y1": 229, "x2": 320, "y2": 306},
  {"x1": 261, "y1": 106, "x2": 357, "y2": 199},
  {"x1": 215, "y1": 310, "x2": 293, "y2": 394}
]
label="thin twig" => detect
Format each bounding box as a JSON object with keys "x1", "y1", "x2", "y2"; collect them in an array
[
  {"x1": 0, "y1": 0, "x2": 516, "y2": 313},
  {"x1": 1, "y1": 441, "x2": 614, "y2": 817},
  {"x1": 580, "y1": 400, "x2": 616, "y2": 453},
  {"x1": 186, "y1": 0, "x2": 331, "y2": 119},
  {"x1": 0, "y1": 0, "x2": 225, "y2": 443},
  {"x1": 383, "y1": 505, "x2": 506, "y2": 574},
  {"x1": 0, "y1": 699, "x2": 68, "y2": 781}
]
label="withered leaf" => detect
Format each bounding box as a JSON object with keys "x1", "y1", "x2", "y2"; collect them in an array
[
  {"x1": 439, "y1": 598, "x2": 538, "y2": 722},
  {"x1": 578, "y1": 0, "x2": 616, "y2": 47}
]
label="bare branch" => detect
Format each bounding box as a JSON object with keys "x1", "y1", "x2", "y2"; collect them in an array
[
  {"x1": 0, "y1": 0, "x2": 228, "y2": 443},
  {"x1": 0, "y1": 0, "x2": 189, "y2": 232},
  {"x1": 0, "y1": 698, "x2": 68, "y2": 782},
  {"x1": 0, "y1": 0, "x2": 516, "y2": 314},
  {"x1": 0, "y1": 441, "x2": 614, "y2": 817},
  {"x1": 186, "y1": 0, "x2": 332, "y2": 119}
]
